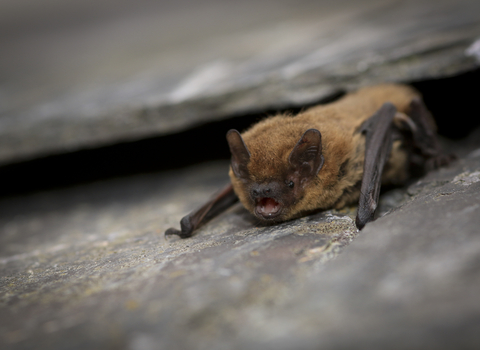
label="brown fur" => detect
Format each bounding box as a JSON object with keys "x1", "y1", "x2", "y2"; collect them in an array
[{"x1": 229, "y1": 84, "x2": 422, "y2": 220}]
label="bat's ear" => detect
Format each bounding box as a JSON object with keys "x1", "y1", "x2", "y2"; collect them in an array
[
  {"x1": 289, "y1": 129, "x2": 324, "y2": 183},
  {"x1": 226, "y1": 129, "x2": 251, "y2": 179}
]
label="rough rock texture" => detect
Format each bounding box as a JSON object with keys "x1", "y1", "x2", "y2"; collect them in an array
[
  {"x1": 1, "y1": 129, "x2": 480, "y2": 350},
  {"x1": 1, "y1": 0, "x2": 480, "y2": 164}
]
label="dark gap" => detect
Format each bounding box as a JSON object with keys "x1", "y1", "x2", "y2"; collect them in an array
[
  {"x1": 411, "y1": 68, "x2": 480, "y2": 139},
  {"x1": 0, "y1": 91, "x2": 344, "y2": 197},
  {"x1": 0, "y1": 69, "x2": 478, "y2": 198}
]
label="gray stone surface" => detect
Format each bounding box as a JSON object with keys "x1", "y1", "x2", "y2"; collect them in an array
[
  {"x1": 1, "y1": 0, "x2": 480, "y2": 164},
  {"x1": 1, "y1": 129, "x2": 480, "y2": 350}
]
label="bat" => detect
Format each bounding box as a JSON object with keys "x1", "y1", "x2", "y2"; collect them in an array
[{"x1": 165, "y1": 84, "x2": 454, "y2": 238}]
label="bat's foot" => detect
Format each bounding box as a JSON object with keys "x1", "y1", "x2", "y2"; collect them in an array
[{"x1": 425, "y1": 153, "x2": 457, "y2": 171}]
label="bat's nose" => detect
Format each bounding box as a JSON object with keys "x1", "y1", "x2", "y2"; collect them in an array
[
  {"x1": 252, "y1": 187, "x2": 271, "y2": 198},
  {"x1": 251, "y1": 183, "x2": 279, "y2": 199}
]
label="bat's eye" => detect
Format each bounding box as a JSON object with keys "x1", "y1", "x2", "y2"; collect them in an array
[{"x1": 287, "y1": 181, "x2": 294, "y2": 189}]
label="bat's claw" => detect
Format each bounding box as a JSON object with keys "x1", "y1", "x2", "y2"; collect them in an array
[
  {"x1": 355, "y1": 217, "x2": 366, "y2": 230},
  {"x1": 164, "y1": 221, "x2": 194, "y2": 239},
  {"x1": 165, "y1": 227, "x2": 184, "y2": 239}
]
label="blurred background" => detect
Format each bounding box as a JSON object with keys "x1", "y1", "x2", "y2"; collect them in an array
[
  {"x1": 0, "y1": 0, "x2": 352, "y2": 192},
  {"x1": 1, "y1": 0, "x2": 479, "y2": 196}
]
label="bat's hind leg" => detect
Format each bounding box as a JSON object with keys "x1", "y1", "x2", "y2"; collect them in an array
[
  {"x1": 406, "y1": 97, "x2": 456, "y2": 170},
  {"x1": 355, "y1": 97, "x2": 455, "y2": 230}
]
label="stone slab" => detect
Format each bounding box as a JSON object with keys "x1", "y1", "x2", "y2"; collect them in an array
[
  {"x1": 1, "y1": 129, "x2": 480, "y2": 349},
  {"x1": 1, "y1": 0, "x2": 480, "y2": 165}
]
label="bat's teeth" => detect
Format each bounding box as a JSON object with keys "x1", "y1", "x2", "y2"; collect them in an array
[{"x1": 256, "y1": 197, "x2": 281, "y2": 217}]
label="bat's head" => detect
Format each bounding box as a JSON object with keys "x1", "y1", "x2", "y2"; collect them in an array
[{"x1": 226, "y1": 128, "x2": 324, "y2": 222}]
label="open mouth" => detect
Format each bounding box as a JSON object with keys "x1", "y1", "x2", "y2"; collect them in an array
[{"x1": 255, "y1": 197, "x2": 282, "y2": 219}]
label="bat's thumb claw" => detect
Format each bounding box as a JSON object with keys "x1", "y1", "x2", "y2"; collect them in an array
[
  {"x1": 165, "y1": 227, "x2": 194, "y2": 239},
  {"x1": 165, "y1": 227, "x2": 182, "y2": 238},
  {"x1": 355, "y1": 217, "x2": 366, "y2": 230}
]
